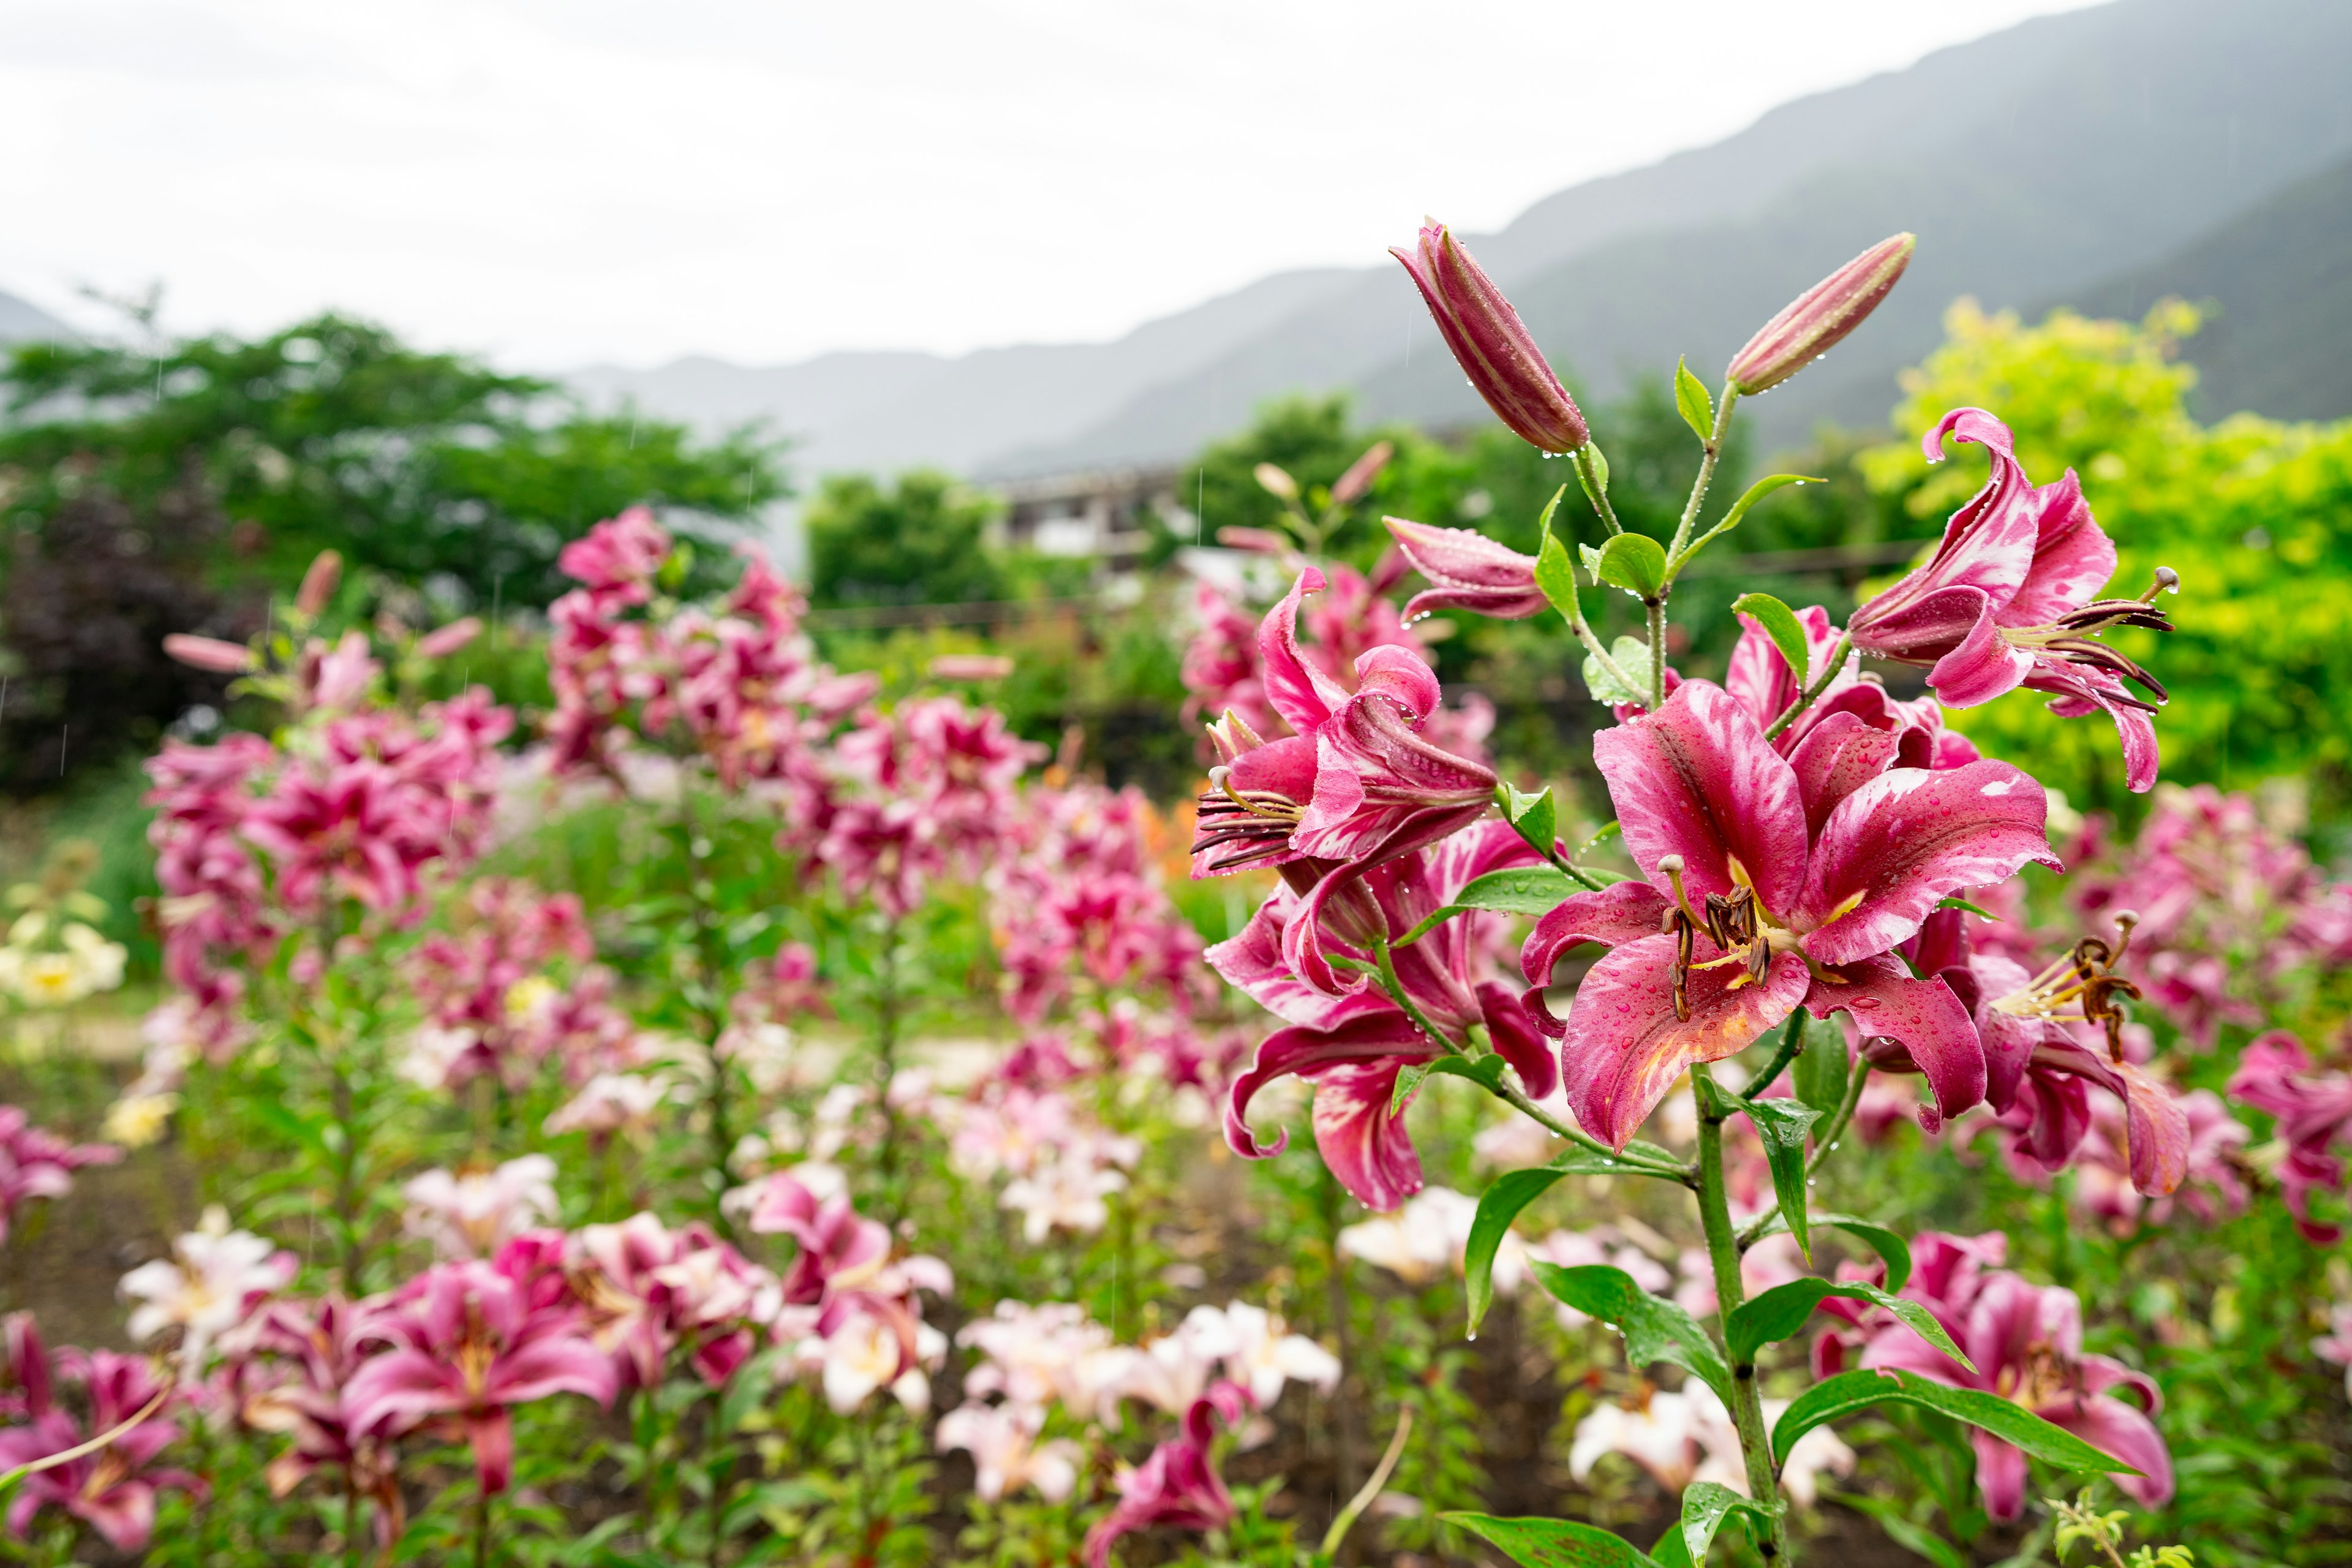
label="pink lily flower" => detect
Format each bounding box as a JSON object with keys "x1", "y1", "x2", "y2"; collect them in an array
[
  {"x1": 1080, "y1": 1390, "x2": 1243, "y2": 1568},
  {"x1": 236, "y1": 1295, "x2": 404, "y2": 1544},
  {"x1": 1522, "y1": 680, "x2": 2057, "y2": 1148},
  {"x1": 1722, "y1": 602, "x2": 1977, "y2": 770},
  {"x1": 345, "y1": 1248, "x2": 617, "y2": 1495},
  {"x1": 1192, "y1": 568, "x2": 1496, "y2": 997},
  {"x1": 1383, "y1": 518, "x2": 1550, "y2": 620},
  {"x1": 1861, "y1": 1269, "x2": 2172, "y2": 1520},
  {"x1": 2226, "y1": 1030, "x2": 2352, "y2": 1242},
  {"x1": 1845, "y1": 409, "x2": 2174, "y2": 791},
  {"x1": 1905, "y1": 910, "x2": 2190, "y2": 1196},
  {"x1": 0, "y1": 1338, "x2": 200, "y2": 1553},
  {"x1": 0, "y1": 1108, "x2": 119, "y2": 1245},
  {"x1": 1216, "y1": 820, "x2": 1555, "y2": 1209}
]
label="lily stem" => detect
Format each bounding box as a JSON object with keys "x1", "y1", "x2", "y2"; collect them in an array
[
  {"x1": 1366, "y1": 939, "x2": 1689, "y2": 1181},
  {"x1": 1762, "y1": 633, "x2": 1853, "y2": 742},
  {"x1": 1692, "y1": 1063, "x2": 1790, "y2": 1562},
  {"x1": 1667, "y1": 383, "x2": 1740, "y2": 566}
]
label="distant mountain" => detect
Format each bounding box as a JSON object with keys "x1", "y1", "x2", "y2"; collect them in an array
[
  {"x1": 2062, "y1": 152, "x2": 2352, "y2": 424},
  {"x1": 0, "y1": 291, "x2": 72, "y2": 346},
  {"x1": 570, "y1": 0, "x2": 2352, "y2": 478}
]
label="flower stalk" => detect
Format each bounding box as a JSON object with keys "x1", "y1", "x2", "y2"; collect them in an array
[{"x1": 1691, "y1": 1064, "x2": 1790, "y2": 1562}]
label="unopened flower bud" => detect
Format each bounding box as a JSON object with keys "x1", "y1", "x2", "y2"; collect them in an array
[
  {"x1": 1215, "y1": 527, "x2": 1287, "y2": 554},
  {"x1": 1392, "y1": 222, "x2": 1588, "y2": 454},
  {"x1": 1253, "y1": 463, "x2": 1300, "y2": 502},
  {"x1": 415, "y1": 617, "x2": 482, "y2": 658},
  {"x1": 928, "y1": 654, "x2": 1014, "y2": 680},
  {"x1": 161, "y1": 634, "x2": 257, "y2": 673},
  {"x1": 295, "y1": 549, "x2": 343, "y2": 616},
  {"x1": 1726, "y1": 233, "x2": 1915, "y2": 395},
  {"x1": 1329, "y1": 441, "x2": 1394, "y2": 508}
]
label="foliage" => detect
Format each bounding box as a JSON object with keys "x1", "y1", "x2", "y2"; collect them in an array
[{"x1": 804, "y1": 470, "x2": 1007, "y2": 609}]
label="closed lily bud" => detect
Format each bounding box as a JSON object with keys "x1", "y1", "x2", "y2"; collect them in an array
[
  {"x1": 162, "y1": 634, "x2": 257, "y2": 673},
  {"x1": 1392, "y1": 222, "x2": 1588, "y2": 454},
  {"x1": 1726, "y1": 233, "x2": 1915, "y2": 394},
  {"x1": 1329, "y1": 440, "x2": 1395, "y2": 507},
  {"x1": 1253, "y1": 462, "x2": 1300, "y2": 502},
  {"x1": 415, "y1": 616, "x2": 483, "y2": 658},
  {"x1": 295, "y1": 549, "x2": 343, "y2": 616}
]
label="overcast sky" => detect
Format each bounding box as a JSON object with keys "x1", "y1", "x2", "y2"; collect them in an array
[{"x1": 0, "y1": 0, "x2": 2099, "y2": 369}]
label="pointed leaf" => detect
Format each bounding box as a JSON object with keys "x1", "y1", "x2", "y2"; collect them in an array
[
  {"x1": 1465, "y1": 1169, "x2": 1566, "y2": 1333},
  {"x1": 1441, "y1": 1513, "x2": 1656, "y2": 1568},
  {"x1": 1771, "y1": 1369, "x2": 2147, "y2": 1477},
  {"x1": 1596, "y1": 533, "x2": 1669, "y2": 599},
  {"x1": 1575, "y1": 442, "x2": 1611, "y2": 512},
  {"x1": 1724, "y1": 1279, "x2": 1972, "y2": 1371},
  {"x1": 1534, "y1": 497, "x2": 1586, "y2": 625},
  {"x1": 1502, "y1": 782, "x2": 1558, "y2": 860},
  {"x1": 1741, "y1": 1098, "x2": 1823, "y2": 1261},
  {"x1": 1679, "y1": 1482, "x2": 1777, "y2": 1564},
  {"x1": 1648, "y1": 1525, "x2": 1697, "y2": 1568},
  {"x1": 1674, "y1": 474, "x2": 1819, "y2": 570},
  {"x1": 1934, "y1": 896, "x2": 1997, "y2": 919},
  {"x1": 1390, "y1": 1061, "x2": 1432, "y2": 1116},
  {"x1": 1425, "y1": 1054, "x2": 1510, "y2": 1093},
  {"x1": 1731, "y1": 593, "x2": 1812, "y2": 686},
  {"x1": 1790, "y1": 1014, "x2": 1851, "y2": 1122},
  {"x1": 1745, "y1": 1212, "x2": 1913, "y2": 1294},
  {"x1": 1531, "y1": 1263, "x2": 1732, "y2": 1401},
  {"x1": 1581, "y1": 636, "x2": 1654, "y2": 707},
  {"x1": 1395, "y1": 864, "x2": 1583, "y2": 946},
  {"x1": 1673, "y1": 357, "x2": 1714, "y2": 443}
]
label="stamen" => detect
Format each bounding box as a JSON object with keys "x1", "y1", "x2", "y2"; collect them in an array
[
  {"x1": 1656, "y1": 855, "x2": 1706, "y2": 927},
  {"x1": 2143, "y1": 566, "x2": 2179, "y2": 601}
]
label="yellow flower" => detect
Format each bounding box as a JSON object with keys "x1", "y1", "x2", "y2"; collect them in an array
[{"x1": 103, "y1": 1093, "x2": 179, "y2": 1148}]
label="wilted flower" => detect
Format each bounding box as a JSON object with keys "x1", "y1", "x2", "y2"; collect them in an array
[
  {"x1": 1391, "y1": 222, "x2": 1588, "y2": 454},
  {"x1": 1383, "y1": 518, "x2": 1548, "y2": 620},
  {"x1": 1725, "y1": 233, "x2": 1915, "y2": 394}
]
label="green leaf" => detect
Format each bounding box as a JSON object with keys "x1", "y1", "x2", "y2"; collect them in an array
[
  {"x1": 1771, "y1": 1369, "x2": 2146, "y2": 1477},
  {"x1": 1502, "y1": 781, "x2": 1558, "y2": 859},
  {"x1": 1741, "y1": 1096, "x2": 1823, "y2": 1261},
  {"x1": 1749, "y1": 1212, "x2": 1913, "y2": 1294},
  {"x1": 1790, "y1": 1014, "x2": 1851, "y2": 1122},
  {"x1": 1674, "y1": 473, "x2": 1818, "y2": 568},
  {"x1": 1575, "y1": 441, "x2": 1611, "y2": 511},
  {"x1": 1466, "y1": 1169, "x2": 1567, "y2": 1333},
  {"x1": 1534, "y1": 492, "x2": 1585, "y2": 623},
  {"x1": 1596, "y1": 532, "x2": 1670, "y2": 598},
  {"x1": 1679, "y1": 1482, "x2": 1778, "y2": 1564},
  {"x1": 1832, "y1": 1493, "x2": 1969, "y2": 1568},
  {"x1": 1673, "y1": 357, "x2": 1714, "y2": 443},
  {"x1": 1730, "y1": 592, "x2": 1812, "y2": 686},
  {"x1": 1725, "y1": 1279, "x2": 1973, "y2": 1371},
  {"x1": 1934, "y1": 895, "x2": 1998, "y2": 919},
  {"x1": 1531, "y1": 1262, "x2": 1732, "y2": 1401},
  {"x1": 1581, "y1": 636, "x2": 1655, "y2": 707},
  {"x1": 1648, "y1": 1525, "x2": 1697, "y2": 1568},
  {"x1": 1390, "y1": 1061, "x2": 1431, "y2": 1116},
  {"x1": 1441, "y1": 1513, "x2": 1656, "y2": 1567},
  {"x1": 1395, "y1": 864, "x2": 1580, "y2": 946},
  {"x1": 1425, "y1": 1054, "x2": 1510, "y2": 1093}
]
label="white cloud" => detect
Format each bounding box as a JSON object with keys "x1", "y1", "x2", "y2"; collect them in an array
[{"x1": 0, "y1": 0, "x2": 2098, "y2": 366}]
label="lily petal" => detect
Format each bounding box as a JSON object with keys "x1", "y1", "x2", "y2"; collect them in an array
[
  {"x1": 1224, "y1": 1005, "x2": 1433, "y2": 1165},
  {"x1": 1784, "y1": 712, "x2": 1901, "y2": 836},
  {"x1": 1805, "y1": 956, "x2": 1986, "y2": 1128},
  {"x1": 1311, "y1": 1059, "x2": 1428, "y2": 1211},
  {"x1": 1478, "y1": 980, "x2": 1558, "y2": 1101},
  {"x1": 1999, "y1": 470, "x2": 2116, "y2": 630},
  {"x1": 1519, "y1": 882, "x2": 1671, "y2": 1033},
  {"x1": 1258, "y1": 568, "x2": 1351, "y2": 737}
]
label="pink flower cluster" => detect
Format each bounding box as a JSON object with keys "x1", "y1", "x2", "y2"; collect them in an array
[
  {"x1": 742, "y1": 1172, "x2": 952, "y2": 1414},
  {"x1": 0, "y1": 1318, "x2": 198, "y2": 1551},
  {"x1": 145, "y1": 638, "x2": 513, "y2": 1043},
  {"x1": 0, "y1": 1106, "x2": 118, "y2": 1244},
  {"x1": 2068, "y1": 784, "x2": 2352, "y2": 1046},
  {"x1": 812, "y1": 696, "x2": 1042, "y2": 915},
  {"x1": 545, "y1": 507, "x2": 876, "y2": 787},
  {"x1": 2227, "y1": 1030, "x2": 2352, "y2": 1241}
]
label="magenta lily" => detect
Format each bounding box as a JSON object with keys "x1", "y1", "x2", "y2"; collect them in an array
[
  {"x1": 1722, "y1": 602, "x2": 1978, "y2": 771},
  {"x1": 1217, "y1": 820, "x2": 1553, "y2": 1210},
  {"x1": 346, "y1": 1247, "x2": 616, "y2": 1495},
  {"x1": 1191, "y1": 568, "x2": 1496, "y2": 997},
  {"x1": 1080, "y1": 1390, "x2": 1243, "y2": 1568},
  {"x1": 1523, "y1": 680, "x2": 2057, "y2": 1148},
  {"x1": 1382, "y1": 518, "x2": 1549, "y2": 620},
  {"x1": 0, "y1": 1343, "x2": 200, "y2": 1553},
  {"x1": 1845, "y1": 409, "x2": 2174, "y2": 791},
  {"x1": 1862, "y1": 1268, "x2": 2172, "y2": 1520},
  {"x1": 2227, "y1": 1030, "x2": 2352, "y2": 1242}
]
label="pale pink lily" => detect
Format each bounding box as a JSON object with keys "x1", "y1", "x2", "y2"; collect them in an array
[
  {"x1": 1862, "y1": 1268, "x2": 2172, "y2": 1520},
  {"x1": 1569, "y1": 1380, "x2": 1855, "y2": 1507},
  {"x1": 1845, "y1": 409, "x2": 2174, "y2": 791},
  {"x1": 1524, "y1": 680, "x2": 2056, "y2": 1147},
  {"x1": 1216, "y1": 821, "x2": 1556, "y2": 1209},
  {"x1": 936, "y1": 1401, "x2": 1083, "y2": 1502},
  {"x1": 345, "y1": 1246, "x2": 617, "y2": 1494},
  {"x1": 118, "y1": 1208, "x2": 297, "y2": 1369},
  {"x1": 401, "y1": 1155, "x2": 560, "y2": 1259},
  {"x1": 0, "y1": 1107, "x2": 119, "y2": 1244}
]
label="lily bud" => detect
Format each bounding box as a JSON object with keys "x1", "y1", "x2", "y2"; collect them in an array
[
  {"x1": 928, "y1": 654, "x2": 1014, "y2": 680},
  {"x1": 295, "y1": 549, "x2": 343, "y2": 616},
  {"x1": 1383, "y1": 518, "x2": 1547, "y2": 620},
  {"x1": 161, "y1": 634, "x2": 257, "y2": 673},
  {"x1": 1726, "y1": 233, "x2": 1915, "y2": 395},
  {"x1": 1253, "y1": 462, "x2": 1300, "y2": 502},
  {"x1": 1392, "y1": 222, "x2": 1588, "y2": 454},
  {"x1": 1329, "y1": 441, "x2": 1394, "y2": 508},
  {"x1": 415, "y1": 617, "x2": 483, "y2": 658}
]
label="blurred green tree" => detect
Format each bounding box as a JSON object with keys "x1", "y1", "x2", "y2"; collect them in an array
[{"x1": 804, "y1": 470, "x2": 1006, "y2": 608}]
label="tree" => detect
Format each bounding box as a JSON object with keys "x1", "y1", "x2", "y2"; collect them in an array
[
  {"x1": 0, "y1": 313, "x2": 786, "y2": 609},
  {"x1": 805, "y1": 471, "x2": 1006, "y2": 608}
]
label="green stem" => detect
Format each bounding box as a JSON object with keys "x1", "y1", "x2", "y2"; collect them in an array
[
  {"x1": 1574, "y1": 446, "x2": 1624, "y2": 537},
  {"x1": 1748, "y1": 1011, "x2": 1811, "y2": 1100},
  {"x1": 1645, "y1": 594, "x2": 1668, "y2": 710},
  {"x1": 1667, "y1": 382, "x2": 1740, "y2": 566},
  {"x1": 472, "y1": 1485, "x2": 492, "y2": 1568},
  {"x1": 873, "y1": 921, "x2": 905, "y2": 1219},
  {"x1": 1691, "y1": 1064, "x2": 1790, "y2": 1562},
  {"x1": 1368, "y1": 940, "x2": 1688, "y2": 1180},
  {"x1": 1761, "y1": 633, "x2": 1853, "y2": 742}
]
